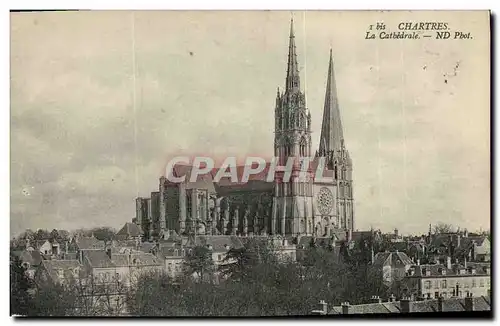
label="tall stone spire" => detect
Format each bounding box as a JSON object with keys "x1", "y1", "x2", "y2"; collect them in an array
[
  {"x1": 319, "y1": 49, "x2": 344, "y2": 154},
  {"x1": 285, "y1": 17, "x2": 300, "y2": 94}
]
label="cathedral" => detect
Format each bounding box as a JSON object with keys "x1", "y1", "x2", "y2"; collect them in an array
[{"x1": 134, "y1": 19, "x2": 354, "y2": 241}]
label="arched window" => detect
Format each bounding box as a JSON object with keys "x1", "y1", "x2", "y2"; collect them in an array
[
  {"x1": 299, "y1": 113, "x2": 306, "y2": 129},
  {"x1": 299, "y1": 138, "x2": 307, "y2": 157},
  {"x1": 284, "y1": 145, "x2": 292, "y2": 158}
]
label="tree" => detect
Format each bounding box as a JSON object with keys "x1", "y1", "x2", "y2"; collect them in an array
[
  {"x1": 50, "y1": 229, "x2": 61, "y2": 243},
  {"x1": 220, "y1": 247, "x2": 252, "y2": 280},
  {"x1": 220, "y1": 239, "x2": 274, "y2": 280},
  {"x1": 10, "y1": 254, "x2": 34, "y2": 316},
  {"x1": 433, "y1": 223, "x2": 454, "y2": 234},
  {"x1": 183, "y1": 246, "x2": 215, "y2": 282},
  {"x1": 91, "y1": 227, "x2": 116, "y2": 242},
  {"x1": 18, "y1": 229, "x2": 35, "y2": 242},
  {"x1": 34, "y1": 229, "x2": 50, "y2": 241},
  {"x1": 31, "y1": 272, "x2": 133, "y2": 316},
  {"x1": 30, "y1": 282, "x2": 77, "y2": 316}
]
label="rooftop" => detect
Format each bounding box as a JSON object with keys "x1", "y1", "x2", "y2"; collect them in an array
[{"x1": 328, "y1": 296, "x2": 491, "y2": 314}]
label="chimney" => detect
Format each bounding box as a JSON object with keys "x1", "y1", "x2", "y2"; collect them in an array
[
  {"x1": 400, "y1": 297, "x2": 412, "y2": 313},
  {"x1": 456, "y1": 234, "x2": 461, "y2": 248},
  {"x1": 388, "y1": 294, "x2": 396, "y2": 302},
  {"x1": 414, "y1": 265, "x2": 422, "y2": 276},
  {"x1": 417, "y1": 259, "x2": 420, "y2": 266},
  {"x1": 341, "y1": 302, "x2": 350, "y2": 315},
  {"x1": 446, "y1": 256, "x2": 452, "y2": 269},
  {"x1": 78, "y1": 250, "x2": 83, "y2": 264},
  {"x1": 370, "y1": 295, "x2": 382, "y2": 304},
  {"x1": 437, "y1": 296, "x2": 444, "y2": 312},
  {"x1": 207, "y1": 244, "x2": 213, "y2": 251},
  {"x1": 471, "y1": 241, "x2": 477, "y2": 261},
  {"x1": 464, "y1": 257, "x2": 467, "y2": 269},
  {"x1": 464, "y1": 293, "x2": 474, "y2": 311},
  {"x1": 311, "y1": 299, "x2": 328, "y2": 315},
  {"x1": 319, "y1": 300, "x2": 328, "y2": 314}
]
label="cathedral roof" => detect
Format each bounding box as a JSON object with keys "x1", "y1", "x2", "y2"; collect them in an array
[
  {"x1": 212, "y1": 163, "x2": 273, "y2": 186},
  {"x1": 169, "y1": 164, "x2": 217, "y2": 192}
]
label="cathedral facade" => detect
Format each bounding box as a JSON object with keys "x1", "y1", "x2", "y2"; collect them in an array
[{"x1": 134, "y1": 19, "x2": 354, "y2": 241}]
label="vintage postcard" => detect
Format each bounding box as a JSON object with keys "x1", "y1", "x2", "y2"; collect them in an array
[{"x1": 10, "y1": 10, "x2": 491, "y2": 317}]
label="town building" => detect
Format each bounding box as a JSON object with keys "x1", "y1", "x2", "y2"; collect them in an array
[
  {"x1": 404, "y1": 259, "x2": 491, "y2": 299},
  {"x1": 115, "y1": 222, "x2": 144, "y2": 241},
  {"x1": 27, "y1": 239, "x2": 60, "y2": 256},
  {"x1": 11, "y1": 249, "x2": 43, "y2": 279},
  {"x1": 372, "y1": 251, "x2": 413, "y2": 285},
  {"x1": 68, "y1": 235, "x2": 106, "y2": 252},
  {"x1": 427, "y1": 230, "x2": 490, "y2": 264},
  {"x1": 35, "y1": 259, "x2": 84, "y2": 286},
  {"x1": 160, "y1": 245, "x2": 186, "y2": 280},
  {"x1": 78, "y1": 249, "x2": 163, "y2": 286}
]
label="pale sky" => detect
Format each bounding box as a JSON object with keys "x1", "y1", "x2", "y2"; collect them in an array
[{"x1": 10, "y1": 11, "x2": 490, "y2": 236}]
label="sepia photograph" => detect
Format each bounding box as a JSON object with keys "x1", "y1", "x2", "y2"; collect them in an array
[{"x1": 9, "y1": 10, "x2": 491, "y2": 317}]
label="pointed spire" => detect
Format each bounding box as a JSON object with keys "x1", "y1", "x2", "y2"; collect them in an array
[
  {"x1": 319, "y1": 49, "x2": 344, "y2": 154},
  {"x1": 285, "y1": 17, "x2": 300, "y2": 94}
]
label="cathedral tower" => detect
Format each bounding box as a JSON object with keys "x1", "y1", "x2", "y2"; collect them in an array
[
  {"x1": 317, "y1": 49, "x2": 354, "y2": 232},
  {"x1": 271, "y1": 18, "x2": 314, "y2": 236}
]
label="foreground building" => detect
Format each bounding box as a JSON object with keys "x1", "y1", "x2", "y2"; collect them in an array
[
  {"x1": 134, "y1": 18, "x2": 355, "y2": 241},
  {"x1": 311, "y1": 294, "x2": 491, "y2": 315}
]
